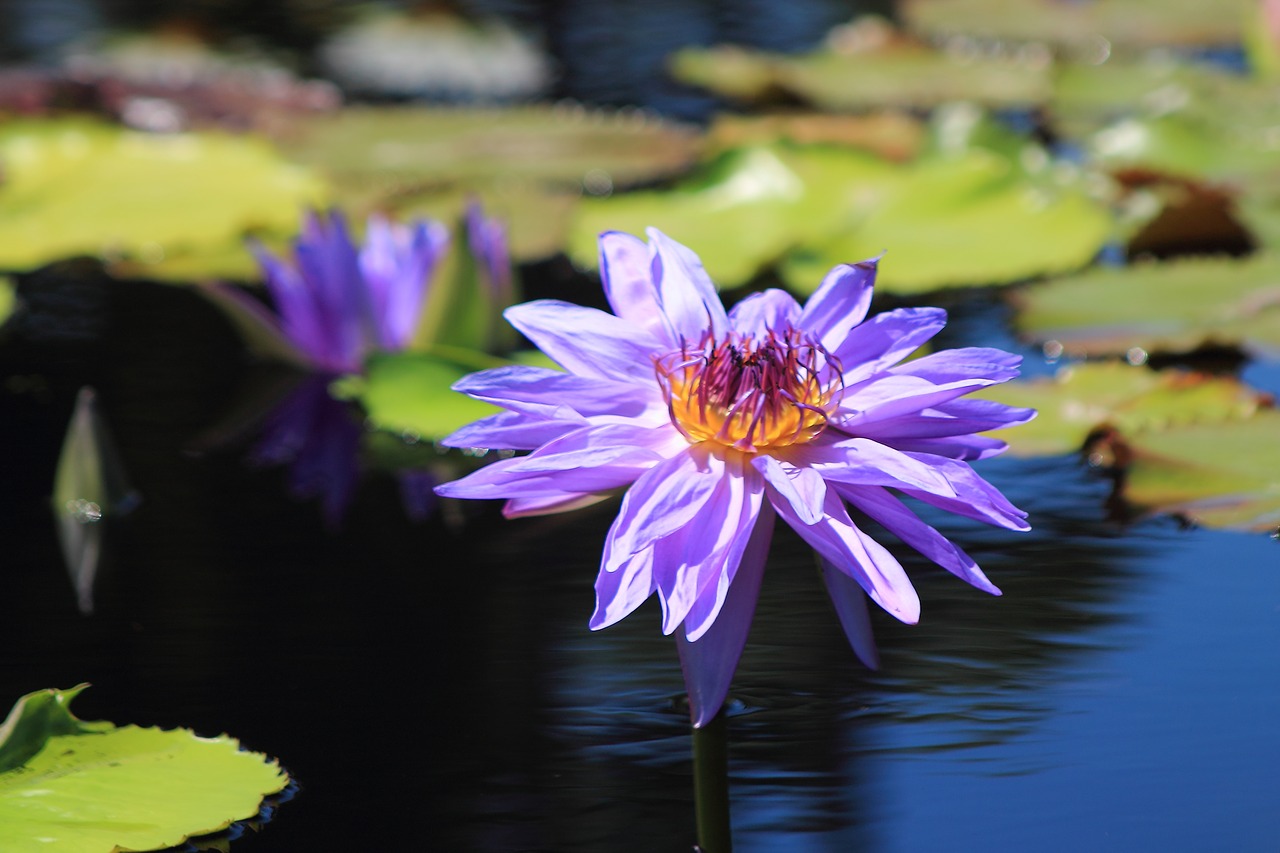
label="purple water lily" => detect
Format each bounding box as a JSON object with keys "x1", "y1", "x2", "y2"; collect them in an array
[
  {"x1": 247, "y1": 210, "x2": 449, "y2": 374},
  {"x1": 436, "y1": 229, "x2": 1033, "y2": 726}
]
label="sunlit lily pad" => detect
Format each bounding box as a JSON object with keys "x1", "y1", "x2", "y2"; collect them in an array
[
  {"x1": 1086, "y1": 114, "x2": 1280, "y2": 186},
  {"x1": 704, "y1": 111, "x2": 926, "y2": 163},
  {"x1": 978, "y1": 362, "x2": 1268, "y2": 456},
  {"x1": 571, "y1": 109, "x2": 1115, "y2": 294},
  {"x1": 670, "y1": 39, "x2": 1052, "y2": 110},
  {"x1": 779, "y1": 145, "x2": 1114, "y2": 294},
  {"x1": 1012, "y1": 254, "x2": 1280, "y2": 358},
  {"x1": 0, "y1": 685, "x2": 288, "y2": 852},
  {"x1": 335, "y1": 349, "x2": 501, "y2": 440},
  {"x1": 1113, "y1": 411, "x2": 1280, "y2": 531},
  {"x1": 279, "y1": 105, "x2": 701, "y2": 194},
  {"x1": 568, "y1": 143, "x2": 899, "y2": 288},
  {"x1": 0, "y1": 118, "x2": 326, "y2": 279},
  {"x1": 902, "y1": 0, "x2": 1250, "y2": 51}
]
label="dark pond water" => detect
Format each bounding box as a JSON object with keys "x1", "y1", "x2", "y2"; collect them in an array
[{"x1": 2, "y1": 269, "x2": 1277, "y2": 852}]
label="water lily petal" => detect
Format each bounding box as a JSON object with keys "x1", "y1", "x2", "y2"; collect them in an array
[
  {"x1": 591, "y1": 544, "x2": 658, "y2": 629},
  {"x1": 892, "y1": 347, "x2": 1023, "y2": 384},
  {"x1": 505, "y1": 300, "x2": 666, "y2": 384},
  {"x1": 819, "y1": 558, "x2": 880, "y2": 670},
  {"x1": 796, "y1": 438, "x2": 956, "y2": 496},
  {"x1": 835, "y1": 307, "x2": 948, "y2": 385},
  {"x1": 773, "y1": 488, "x2": 920, "y2": 624},
  {"x1": 888, "y1": 434, "x2": 1011, "y2": 461},
  {"x1": 677, "y1": 503, "x2": 776, "y2": 727},
  {"x1": 654, "y1": 456, "x2": 764, "y2": 636},
  {"x1": 728, "y1": 289, "x2": 802, "y2": 336},
  {"x1": 838, "y1": 374, "x2": 1011, "y2": 428},
  {"x1": 646, "y1": 228, "x2": 729, "y2": 341},
  {"x1": 504, "y1": 492, "x2": 612, "y2": 519},
  {"x1": 753, "y1": 454, "x2": 826, "y2": 525},
  {"x1": 601, "y1": 448, "x2": 726, "y2": 568},
  {"x1": 900, "y1": 455, "x2": 1030, "y2": 531},
  {"x1": 854, "y1": 397, "x2": 1036, "y2": 441},
  {"x1": 798, "y1": 259, "x2": 878, "y2": 355},
  {"x1": 600, "y1": 230, "x2": 669, "y2": 342},
  {"x1": 440, "y1": 409, "x2": 582, "y2": 451},
  {"x1": 435, "y1": 422, "x2": 674, "y2": 500},
  {"x1": 454, "y1": 365, "x2": 663, "y2": 420},
  {"x1": 840, "y1": 483, "x2": 1000, "y2": 594}
]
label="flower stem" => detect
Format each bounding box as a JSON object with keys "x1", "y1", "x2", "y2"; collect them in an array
[{"x1": 692, "y1": 709, "x2": 732, "y2": 853}]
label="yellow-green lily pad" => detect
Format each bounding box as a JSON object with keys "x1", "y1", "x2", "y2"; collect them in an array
[
  {"x1": 978, "y1": 362, "x2": 1268, "y2": 457},
  {"x1": 0, "y1": 685, "x2": 289, "y2": 852},
  {"x1": 671, "y1": 39, "x2": 1051, "y2": 111},
  {"x1": 0, "y1": 118, "x2": 326, "y2": 280},
  {"x1": 335, "y1": 350, "x2": 501, "y2": 440},
  {"x1": 902, "y1": 0, "x2": 1250, "y2": 52},
  {"x1": 1012, "y1": 254, "x2": 1280, "y2": 358},
  {"x1": 570, "y1": 109, "x2": 1115, "y2": 294},
  {"x1": 1117, "y1": 411, "x2": 1280, "y2": 531},
  {"x1": 278, "y1": 105, "x2": 701, "y2": 195}
]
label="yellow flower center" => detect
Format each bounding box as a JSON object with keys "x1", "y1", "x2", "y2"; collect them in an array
[{"x1": 655, "y1": 329, "x2": 841, "y2": 453}]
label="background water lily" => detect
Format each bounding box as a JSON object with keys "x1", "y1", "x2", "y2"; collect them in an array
[{"x1": 436, "y1": 228, "x2": 1033, "y2": 725}]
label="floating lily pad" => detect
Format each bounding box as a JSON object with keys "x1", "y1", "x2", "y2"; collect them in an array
[
  {"x1": 279, "y1": 105, "x2": 701, "y2": 195},
  {"x1": 1115, "y1": 411, "x2": 1280, "y2": 531},
  {"x1": 0, "y1": 685, "x2": 289, "y2": 852},
  {"x1": 335, "y1": 349, "x2": 501, "y2": 440},
  {"x1": 978, "y1": 362, "x2": 1268, "y2": 457},
  {"x1": 568, "y1": 143, "x2": 899, "y2": 288},
  {"x1": 902, "y1": 0, "x2": 1250, "y2": 51},
  {"x1": 1012, "y1": 254, "x2": 1280, "y2": 358},
  {"x1": 704, "y1": 111, "x2": 926, "y2": 162},
  {"x1": 779, "y1": 145, "x2": 1114, "y2": 294},
  {"x1": 1087, "y1": 113, "x2": 1280, "y2": 186},
  {"x1": 0, "y1": 118, "x2": 327, "y2": 280},
  {"x1": 671, "y1": 40, "x2": 1052, "y2": 110},
  {"x1": 571, "y1": 107, "x2": 1116, "y2": 294}
]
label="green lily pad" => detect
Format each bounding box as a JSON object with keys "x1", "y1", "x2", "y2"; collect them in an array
[
  {"x1": 671, "y1": 39, "x2": 1051, "y2": 111},
  {"x1": 0, "y1": 118, "x2": 326, "y2": 280},
  {"x1": 279, "y1": 105, "x2": 701, "y2": 195},
  {"x1": 1012, "y1": 254, "x2": 1280, "y2": 358},
  {"x1": 568, "y1": 142, "x2": 901, "y2": 288},
  {"x1": 1087, "y1": 113, "x2": 1280, "y2": 186},
  {"x1": 780, "y1": 144, "x2": 1114, "y2": 294},
  {"x1": 572, "y1": 106, "x2": 1115, "y2": 294},
  {"x1": 978, "y1": 362, "x2": 1268, "y2": 457},
  {"x1": 335, "y1": 350, "x2": 500, "y2": 440},
  {"x1": 0, "y1": 685, "x2": 288, "y2": 852},
  {"x1": 704, "y1": 111, "x2": 926, "y2": 163},
  {"x1": 902, "y1": 0, "x2": 1250, "y2": 52},
  {"x1": 1116, "y1": 411, "x2": 1280, "y2": 531}
]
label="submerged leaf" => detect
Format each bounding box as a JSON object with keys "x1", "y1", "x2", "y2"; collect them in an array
[
  {"x1": 978, "y1": 362, "x2": 1268, "y2": 457},
  {"x1": 1012, "y1": 254, "x2": 1280, "y2": 358},
  {"x1": 53, "y1": 388, "x2": 139, "y2": 614},
  {"x1": 0, "y1": 118, "x2": 326, "y2": 279},
  {"x1": 0, "y1": 686, "x2": 288, "y2": 852}
]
